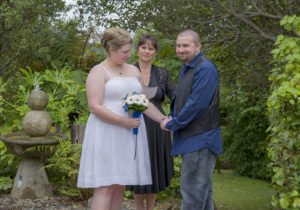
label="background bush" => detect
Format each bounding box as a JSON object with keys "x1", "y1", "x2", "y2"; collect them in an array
[{"x1": 267, "y1": 15, "x2": 300, "y2": 209}]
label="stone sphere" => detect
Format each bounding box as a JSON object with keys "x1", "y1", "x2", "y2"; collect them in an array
[
  {"x1": 28, "y1": 88, "x2": 49, "y2": 110},
  {"x1": 23, "y1": 110, "x2": 52, "y2": 137}
]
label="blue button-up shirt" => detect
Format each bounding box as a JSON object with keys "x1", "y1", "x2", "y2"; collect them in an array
[{"x1": 166, "y1": 51, "x2": 223, "y2": 156}]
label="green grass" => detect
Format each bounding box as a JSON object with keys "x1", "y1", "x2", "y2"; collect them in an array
[
  {"x1": 157, "y1": 170, "x2": 276, "y2": 210},
  {"x1": 213, "y1": 170, "x2": 275, "y2": 210}
]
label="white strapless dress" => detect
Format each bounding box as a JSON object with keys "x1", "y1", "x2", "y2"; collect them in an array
[{"x1": 77, "y1": 76, "x2": 152, "y2": 188}]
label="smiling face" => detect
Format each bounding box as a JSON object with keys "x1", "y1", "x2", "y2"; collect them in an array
[
  {"x1": 176, "y1": 34, "x2": 201, "y2": 64},
  {"x1": 137, "y1": 41, "x2": 157, "y2": 63}
]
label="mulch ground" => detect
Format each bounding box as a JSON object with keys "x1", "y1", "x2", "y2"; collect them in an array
[{"x1": 0, "y1": 192, "x2": 181, "y2": 210}]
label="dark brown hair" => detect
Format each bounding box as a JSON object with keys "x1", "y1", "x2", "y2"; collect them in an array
[{"x1": 136, "y1": 35, "x2": 158, "y2": 51}]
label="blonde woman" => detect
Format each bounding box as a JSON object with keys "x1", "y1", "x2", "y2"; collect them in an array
[{"x1": 77, "y1": 28, "x2": 166, "y2": 210}]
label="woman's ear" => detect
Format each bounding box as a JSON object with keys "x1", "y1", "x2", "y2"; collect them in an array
[{"x1": 109, "y1": 47, "x2": 115, "y2": 55}]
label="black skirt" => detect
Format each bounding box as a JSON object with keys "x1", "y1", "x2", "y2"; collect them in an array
[{"x1": 127, "y1": 114, "x2": 174, "y2": 194}]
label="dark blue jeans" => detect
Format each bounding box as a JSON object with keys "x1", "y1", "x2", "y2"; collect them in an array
[{"x1": 180, "y1": 148, "x2": 217, "y2": 210}]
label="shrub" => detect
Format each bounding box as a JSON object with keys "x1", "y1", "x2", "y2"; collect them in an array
[{"x1": 267, "y1": 15, "x2": 300, "y2": 209}]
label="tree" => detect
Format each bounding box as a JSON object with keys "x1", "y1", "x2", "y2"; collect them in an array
[
  {"x1": 0, "y1": 0, "x2": 66, "y2": 78},
  {"x1": 75, "y1": 0, "x2": 300, "y2": 97}
]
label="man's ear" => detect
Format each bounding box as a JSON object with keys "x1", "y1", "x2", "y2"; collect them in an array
[{"x1": 197, "y1": 43, "x2": 202, "y2": 52}]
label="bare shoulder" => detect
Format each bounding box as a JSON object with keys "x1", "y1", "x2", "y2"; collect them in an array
[
  {"x1": 87, "y1": 63, "x2": 108, "y2": 83},
  {"x1": 89, "y1": 63, "x2": 104, "y2": 75},
  {"x1": 90, "y1": 63, "x2": 109, "y2": 77},
  {"x1": 127, "y1": 64, "x2": 140, "y2": 77}
]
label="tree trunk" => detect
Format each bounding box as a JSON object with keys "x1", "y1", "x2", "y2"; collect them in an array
[{"x1": 71, "y1": 124, "x2": 86, "y2": 144}]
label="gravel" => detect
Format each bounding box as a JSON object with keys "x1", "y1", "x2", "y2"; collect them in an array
[
  {"x1": 0, "y1": 193, "x2": 136, "y2": 210},
  {"x1": 0, "y1": 193, "x2": 180, "y2": 210}
]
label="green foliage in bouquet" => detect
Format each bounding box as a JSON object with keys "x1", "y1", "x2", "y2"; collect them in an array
[
  {"x1": 123, "y1": 93, "x2": 149, "y2": 113},
  {"x1": 267, "y1": 15, "x2": 300, "y2": 210}
]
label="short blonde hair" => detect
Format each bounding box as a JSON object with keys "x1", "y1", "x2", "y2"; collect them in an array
[{"x1": 101, "y1": 28, "x2": 132, "y2": 53}]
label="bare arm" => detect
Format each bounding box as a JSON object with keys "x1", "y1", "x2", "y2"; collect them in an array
[
  {"x1": 143, "y1": 102, "x2": 167, "y2": 123},
  {"x1": 86, "y1": 64, "x2": 140, "y2": 129}
]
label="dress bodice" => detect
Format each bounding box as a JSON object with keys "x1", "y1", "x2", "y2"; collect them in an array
[{"x1": 103, "y1": 76, "x2": 142, "y2": 109}]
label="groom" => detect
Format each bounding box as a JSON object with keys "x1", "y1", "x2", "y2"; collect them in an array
[{"x1": 161, "y1": 29, "x2": 223, "y2": 210}]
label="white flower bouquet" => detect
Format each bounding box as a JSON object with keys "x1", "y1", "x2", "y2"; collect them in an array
[
  {"x1": 123, "y1": 93, "x2": 149, "y2": 113},
  {"x1": 122, "y1": 93, "x2": 149, "y2": 160}
]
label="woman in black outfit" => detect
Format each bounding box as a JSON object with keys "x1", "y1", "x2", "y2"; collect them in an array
[{"x1": 128, "y1": 35, "x2": 176, "y2": 210}]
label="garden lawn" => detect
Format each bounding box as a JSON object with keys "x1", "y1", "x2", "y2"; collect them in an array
[{"x1": 213, "y1": 170, "x2": 275, "y2": 210}]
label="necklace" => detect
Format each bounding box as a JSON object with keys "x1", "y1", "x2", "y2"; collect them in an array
[
  {"x1": 105, "y1": 60, "x2": 125, "y2": 76},
  {"x1": 109, "y1": 67, "x2": 124, "y2": 76}
]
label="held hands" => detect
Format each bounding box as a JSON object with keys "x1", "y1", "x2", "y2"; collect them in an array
[{"x1": 160, "y1": 116, "x2": 172, "y2": 131}]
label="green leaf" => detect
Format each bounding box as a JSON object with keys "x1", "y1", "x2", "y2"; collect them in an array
[
  {"x1": 293, "y1": 197, "x2": 300, "y2": 208},
  {"x1": 0, "y1": 176, "x2": 13, "y2": 190},
  {"x1": 280, "y1": 197, "x2": 290, "y2": 209}
]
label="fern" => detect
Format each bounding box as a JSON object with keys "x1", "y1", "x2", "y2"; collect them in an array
[
  {"x1": 25, "y1": 144, "x2": 58, "y2": 153},
  {"x1": 43, "y1": 139, "x2": 93, "y2": 199},
  {"x1": 0, "y1": 176, "x2": 13, "y2": 191}
]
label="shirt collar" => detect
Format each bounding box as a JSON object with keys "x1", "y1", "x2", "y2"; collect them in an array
[{"x1": 183, "y1": 51, "x2": 204, "y2": 69}]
